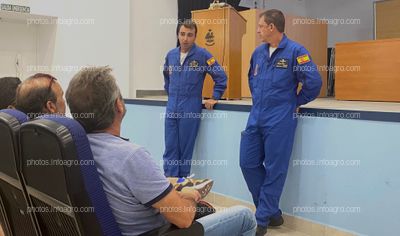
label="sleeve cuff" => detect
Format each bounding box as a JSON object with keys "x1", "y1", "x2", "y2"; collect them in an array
[
  {"x1": 212, "y1": 93, "x2": 221, "y2": 100},
  {"x1": 144, "y1": 183, "x2": 173, "y2": 207}
]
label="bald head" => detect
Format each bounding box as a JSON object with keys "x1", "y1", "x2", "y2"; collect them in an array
[{"x1": 15, "y1": 74, "x2": 66, "y2": 118}]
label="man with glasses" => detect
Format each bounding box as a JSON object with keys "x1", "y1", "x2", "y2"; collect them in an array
[
  {"x1": 15, "y1": 73, "x2": 66, "y2": 119},
  {"x1": 239, "y1": 9, "x2": 322, "y2": 235}
]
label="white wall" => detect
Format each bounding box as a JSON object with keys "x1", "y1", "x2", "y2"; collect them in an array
[
  {"x1": 0, "y1": 21, "x2": 37, "y2": 78},
  {"x1": 304, "y1": 0, "x2": 375, "y2": 47},
  {"x1": 130, "y1": 0, "x2": 178, "y2": 96},
  {"x1": 240, "y1": 0, "x2": 307, "y2": 17},
  {"x1": 1, "y1": 0, "x2": 178, "y2": 98},
  {"x1": 0, "y1": 0, "x2": 130, "y2": 96}
]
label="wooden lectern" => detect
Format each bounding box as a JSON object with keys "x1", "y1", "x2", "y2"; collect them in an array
[{"x1": 192, "y1": 7, "x2": 246, "y2": 99}]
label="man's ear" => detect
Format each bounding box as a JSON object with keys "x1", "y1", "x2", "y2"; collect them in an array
[
  {"x1": 45, "y1": 100, "x2": 57, "y2": 113},
  {"x1": 270, "y1": 23, "x2": 275, "y2": 31},
  {"x1": 115, "y1": 97, "x2": 124, "y2": 114}
]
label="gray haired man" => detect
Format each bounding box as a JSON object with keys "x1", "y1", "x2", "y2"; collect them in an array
[{"x1": 66, "y1": 66, "x2": 256, "y2": 236}]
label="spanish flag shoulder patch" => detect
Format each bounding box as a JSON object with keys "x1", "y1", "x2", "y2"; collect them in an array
[
  {"x1": 296, "y1": 54, "x2": 310, "y2": 65},
  {"x1": 207, "y1": 57, "x2": 216, "y2": 66}
]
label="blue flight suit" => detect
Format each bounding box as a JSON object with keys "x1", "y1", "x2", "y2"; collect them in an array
[
  {"x1": 163, "y1": 43, "x2": 227, "y2": 177},
  {"x1": 240, "y1": 34, "x2": 322, "y2": 227}
]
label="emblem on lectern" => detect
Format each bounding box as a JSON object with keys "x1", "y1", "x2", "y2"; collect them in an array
[{"x1": 205, "y1": 29, "x2": 215, "y2": 46}]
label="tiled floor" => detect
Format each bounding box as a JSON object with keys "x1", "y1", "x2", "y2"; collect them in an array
[
  {"x1": 213, "y1": 204, "x2": 311, "y2": 236},
  {"x1": 268, "y1": 226, "x2": 310, "y2": 236}
]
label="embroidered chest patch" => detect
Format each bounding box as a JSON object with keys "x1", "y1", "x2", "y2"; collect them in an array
[{"x1": 275, "y1": 58, "x2": 289, "y2": 69}]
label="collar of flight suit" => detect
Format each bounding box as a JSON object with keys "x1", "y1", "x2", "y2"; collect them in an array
[
  {"x1": 262, "y1": 33, "x2": 289, "y2": 60},
  {"x1": 175, "y1": 43, "x2": 198, "y2": 64}
]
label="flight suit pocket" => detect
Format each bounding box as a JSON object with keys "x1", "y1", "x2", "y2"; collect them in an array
[
  {"x1": 169, "y1": 65, "x2": 180, "y2": 81},
  {"x1": 185, "y1": 73, "x2": 201, "y2": 86},
  {"x1": 272, "y1": 58, "x2": 292, "y2": 88},
  {"x1": 249, "y1": 61, "x2": 261, "y2": 92},
  {"x1": 186, "y1": 59, "x2": 203, "y2": 85},
  {"x1": 240, "y1": 129, "x2": 264, "y2": 168},
  {"x1": 249, "y1": 74, "x2": 258, "y2": 92}
]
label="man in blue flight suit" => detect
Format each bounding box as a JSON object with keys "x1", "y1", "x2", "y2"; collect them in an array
[
  {"x1": 239, "y1": 10, "x2": 322, "y2": 236},
  {"x1": 163, "y1": 19, "x2": 227, "y2": 178}
]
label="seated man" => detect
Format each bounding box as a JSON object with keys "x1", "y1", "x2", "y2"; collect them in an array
[
  {"x1": 15, "y1": 73, "x2": 66, "y2": 118},
  {"x1": 0, "y1": 77, "x2": 21, "y2": 109},
  {"x1": 66, "y1": 66, "x2": 257, "y2": 236}
]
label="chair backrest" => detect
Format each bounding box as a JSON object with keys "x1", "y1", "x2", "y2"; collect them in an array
[
  {"x1": 19, "y1": 115, "x2": 121, "y2": 236},
  {"x1": 0, "y1": 109, "x2": 38, "y2": 236}
]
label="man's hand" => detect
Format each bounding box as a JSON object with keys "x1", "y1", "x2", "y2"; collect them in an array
[
  {"x1": 152, "y1": 189, "x2": 196, "y2": 228},
  {"x1": 178, "y1": 188, "x2": 201, "y2": 202},
  {"x1": 205, "y1": 99, "x2": 218, "y2": 110}
]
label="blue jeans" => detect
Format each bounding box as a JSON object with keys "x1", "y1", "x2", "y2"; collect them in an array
[{"x1": 196, "y1": 206, "x2": 257, "y2": 236}]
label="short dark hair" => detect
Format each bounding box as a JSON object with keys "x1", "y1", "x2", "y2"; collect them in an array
[
  {"x1": 260, "y1": 9, "x2": 285, "y2": 33},
  {"x1": 15, "y1": 73, "x2": 58, "y2": 118},
  {"x1": 177, "y1": 19, "x2": 197, "y2": 36},
  {"x1": 0, "y1": 77, "x2": 21, "y2": 109},
  {"x1": 66, "y1": 66, "x2": 121, "y2": 133}
]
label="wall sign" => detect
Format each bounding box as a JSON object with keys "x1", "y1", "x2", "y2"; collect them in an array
[{"x1": 1, "y1": 4, "x2": 30, "y2": 14}]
